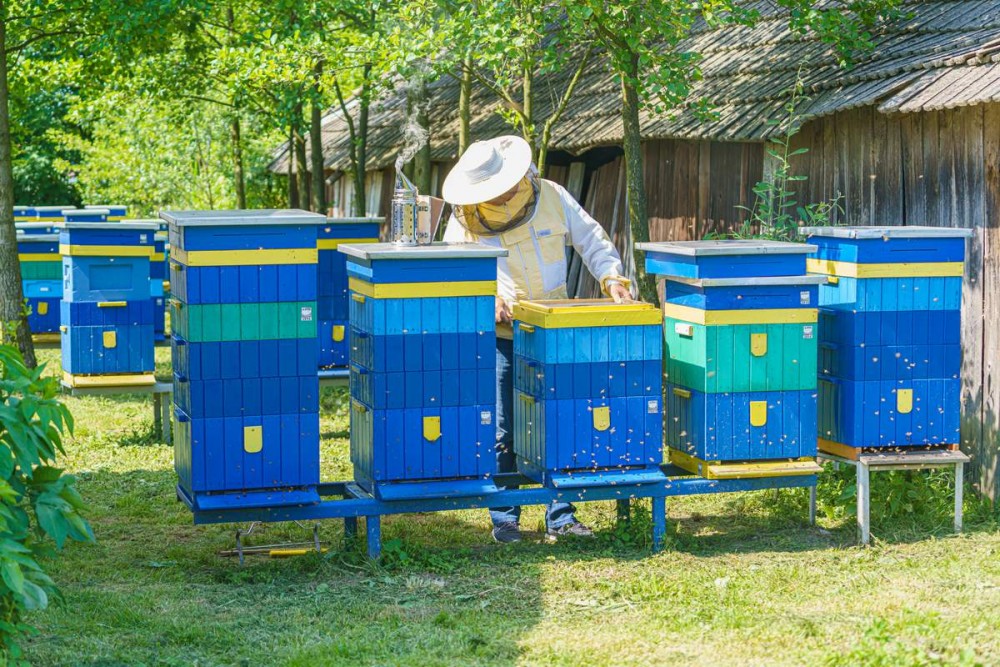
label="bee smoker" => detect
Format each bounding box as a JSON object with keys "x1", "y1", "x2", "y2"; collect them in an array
[{"x1": 391, "y1": 165, "x2": 433, "y2": 245}]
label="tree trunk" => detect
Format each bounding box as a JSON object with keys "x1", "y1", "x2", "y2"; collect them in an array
[
  {"x1": 310, "y1": 60, "x2": 327, "y2": 214},
  {"x1": 287, "y1": 129, "x2": 300, "y2": 208},
  {"x1": 0, "y1": 15, "x2": 36, "y2": 367},
  {"x1": 230, "y1": 115, "x2": 246, "y2": 209},
  {"x1": 521, "y1": 63, "x2": 535, "y2": 163},
  {"x1": 621, "y1": 66, "x2": 657, "y2": 306},
  {"x1": 226, "y1": 5, "x2": 246, "y2": 209},
  {"x1": 458, "y1": 54, "x2": 472, "y2": 156},
  {"x1": 412, "y1": 75, "x2": 432, "y2": 195},
  {"x1": 354, "y1": 68, "x2": 371, "y2": 217},
  {"x1": 293, "y1": 103, "x2": 310, "y2": 211}
]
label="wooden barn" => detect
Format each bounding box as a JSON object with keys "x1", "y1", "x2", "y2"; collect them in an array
[{"x1": 269, "y1": 0, "x2": 1000, "y2": 498}]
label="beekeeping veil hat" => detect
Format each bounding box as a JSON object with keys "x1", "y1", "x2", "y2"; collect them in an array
[{"x1": 442, "y1": 135, "x2": 533, "y2": 206}]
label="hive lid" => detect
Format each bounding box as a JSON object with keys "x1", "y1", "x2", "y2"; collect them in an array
[
  {"x1": 160, "y1": 209, "x2": 326, "y2": 227},
  {"x1": 799, "y1": 225, "x2": 974, "y2": 239},
  {"x1": 64, "y1": 208, "x2": 109, "y2": 215},
  {"x1": 666, "y1": 274, "x2": 829, "y2": 287},
  {"x1": 30, "y1": 205, "x2": 71, "y2": 213},
  {"x1": 324, "y1": 216, "x2": 384, "y2": 225},
  {"x1": 514, "y1": 298, "x2": 661, "y2": 328},
  {"x1": 16, "y1": 222, "x2": 60, "y2": 231},
  {"x1": 62, "y1": 221, "x2": 159, "y2": 231},
  {"x1": 338, "y1": 241, "x2": 507, "y2": 260},
  {"x1": 637, "y1": 240, "x2": 816, "y2": 256},
  {"x1": 17, "y1": 233, "x2": 59, "y2": 242},
  {"x1": 86, "y1": 204, "x2": 125, "y2": 209}
]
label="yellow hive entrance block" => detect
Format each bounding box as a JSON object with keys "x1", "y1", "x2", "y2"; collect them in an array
[
  {"x1": 102, "y1": 331, "x2": 117, "y2": 349},
  {"x1": 592, "y1": 406, "x2": 611, "y2": 432},
  {"x1": 423, "y1": 416, "x2": 441, "y2": 442},
  {"x1": 750, "y1": 332, "x2": 768, "y2": 357},
  {"x1": 749, "y1": 400, "x2": 767, "y2": 427},
  {"x1": 897, "y1": 388, "x2": 914, "y2": 414},
  {"x1": 37, "y1": 302, "x2": 48, "y2": 316},
  {"x1": 332, "y1": 325, "x2": 345, "y2": 342},
  {"x1": 243, "y1": 426, "x2": 263, "y2": 454}
]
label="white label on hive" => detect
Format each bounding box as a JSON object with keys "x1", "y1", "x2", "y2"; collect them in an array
[
  {"x1": 139, "y1": 234, "x2": 148, "y2": 244},
  {"x1": 803, "y1": 325, "x2": 814, "y2": 339},
  {"x1": 480, "y1": 411, "x2": 492, "y2": 425},
  {"x1": 800, "y1": 291, "x2": 810, "y2": 305},
  {"x1": 300, "y1": 306, "x2": 314, "y2": 322},
  {"x1": 647, "y1": 400, "x2": 659, "y2": 414},
  {"x1": 674, "y1": 322, "x2": 694, "y2": 337}
]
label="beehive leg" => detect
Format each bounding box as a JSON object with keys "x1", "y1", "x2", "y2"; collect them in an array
[
  {"x1": 857, "y1": 462, "x2": 870, "y2": 546},
  {"x1": 808, "y1": 485, "x2": 817, "y2": 526},
  {"x1": 153, "y1": 392, "x2": 163, "y2": 441},
  {"x1": 954, "y1": 461, "x2": 964, "y2": 534},
  {"x1": 366, "y1": 515, "x2": 381, "y2": 560},
  {"x1": 651, "y1": 497, "x2": 666, "y2": 553},
  {"x1": 616, "y1": 498, "x2": 631, "y2": 524},
  {"x1": 344, "y1": 516, "x2": 358, "y2": 541}
]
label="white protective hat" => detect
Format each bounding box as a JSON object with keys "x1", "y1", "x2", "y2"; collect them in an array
[{"x1": 441, "y1": 135, "x2": 533, "y2": 206}]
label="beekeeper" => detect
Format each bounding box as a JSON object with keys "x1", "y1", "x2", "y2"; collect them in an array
[{"x1": 442, "y1": 135, "x2": 632, "y2": 544}]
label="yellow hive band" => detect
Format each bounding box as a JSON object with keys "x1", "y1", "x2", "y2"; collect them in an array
[
  {"x1": 62, "y1": 372, "x2": 156, "y2": 388},
  {"x1": 151, "y1": 253, "x2": 166, "y2": 261},
  {"x1": 514, "y1": 299, "x2": 662, "y2": 329},
  {"x1": 59, "y1": 244, "x2": 155, "y2": 258},
  {"x1": 662, "y1": 303, "x2": 818, "y2": 325},
  {"x1": 348, "y1": 277, "x2": 497, "y2": 299},
  {"x1": 17, "y1": 254, "x2": 61, "y2": 262},
  {"x1": 806, "y1": 258, "x2": 965, "y2": 278},
  {"x1": 668, "y1": 449, "x2": 821, "y2": 479},
  {"x1": 171, "y1": 246, "x2": 318, "y2": 266},
  {"x1": 317, "y1": 237, "x2": 379, "y2": 250}
]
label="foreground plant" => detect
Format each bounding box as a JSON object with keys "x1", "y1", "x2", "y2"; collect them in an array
[{"x1": 0, "y1": 344, "x2": 91, "y2": 664}]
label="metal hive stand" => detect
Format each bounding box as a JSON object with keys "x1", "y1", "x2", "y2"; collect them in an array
[
  {"x1": 808, "y1": 448, "x2": 968, "y2": 546},
  {"x1": 61, "y1": 380, "x2": 174, "y2": 444},
  {"x1": 181, "y1": 468, "x2": 818, "y2": 560}
]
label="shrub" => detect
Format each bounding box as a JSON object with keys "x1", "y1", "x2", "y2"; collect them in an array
[{"x1": 0, "y1": 344, "x2": 92, "y2": 663}]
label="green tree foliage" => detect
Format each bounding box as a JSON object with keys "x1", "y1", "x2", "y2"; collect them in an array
[{"x1": 0, "y1": 344, "x2": 91, "y2": 662}]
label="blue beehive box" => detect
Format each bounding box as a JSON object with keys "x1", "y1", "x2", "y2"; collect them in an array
[
  {"x1": 60, "y1": 222, "x2": 158, "y2": 387},
  {"x1": 165, "y1": 209, "x2": 326, "y2": 512},
  {"x1": 63, "y1": 208, "x2": 110, "y2": 223},
  {"x1": 639, "y1": 240, "x2": 823, "y2": 479},
  {"x1": 512, "y1": 299, "x2": 666, "y2": 488},
  {"x1": 341, "y1": 242, "x2": 506, "y2": 501},
  {"x1": 31, "y1": 206, "x2": 69, "y2": 222},
  {"x1": 87, "y1": 204, "x2": 127, "y2": 220},
  {"x1": 800, "y1": 226, "x2": 972, "y2": 455},
  {"x1": 317, "y1": 217, "x2": 381, "y2": 369},
  {"x1": 17, "y1": 233, "x2": 62, "y2": 334}
]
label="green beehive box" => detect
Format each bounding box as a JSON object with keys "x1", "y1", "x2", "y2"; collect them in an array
[{"x1": 664, "y1": 318, "x2": 818, "y2": 393}]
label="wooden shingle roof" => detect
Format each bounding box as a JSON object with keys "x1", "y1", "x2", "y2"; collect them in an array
[{"x1": 270, "y1": 0, "x2": 1000, "y2": 173}]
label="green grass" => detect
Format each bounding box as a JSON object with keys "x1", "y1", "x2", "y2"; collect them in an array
[{"x1": 24, "y1": 347, "x2": 1000, "y2": 666}]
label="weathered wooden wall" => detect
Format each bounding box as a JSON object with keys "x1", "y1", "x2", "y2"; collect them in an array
[{"x1": 786, "y1": 104, "x2": 1000, "y2": 499}]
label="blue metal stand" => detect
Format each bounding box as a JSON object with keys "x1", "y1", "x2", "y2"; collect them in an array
[{"x1": 183, "y1": 468, "x2": 816, "y2": 559}]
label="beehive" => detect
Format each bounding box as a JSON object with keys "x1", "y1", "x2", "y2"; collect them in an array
[
  {"x1": 86, "y1": 204, "x2": 127, "y2": 221},
  {"x1": 17, "y1": 233, "x2": 62, "y2": 334},
  {"x1": 800, "y1": 226, "x2": 971, "y2": 456},
  {"x1": 31, "y1": 206, "x2": 70, "y2": 222},
  {"x1": 16, "y1": 222, "x2": 59, "y2": 235},
  {"x1": 512, "y1": 299, "x2": 665, "y2": 487},
  {"x1": 639, "y1": 240, "x2": 822, "y2": 479},
  {"x1": 316, "y1": 218, "x2": 381, "y2": 369},
  {"x1": 341, "y1": 242, "x2": 506, "y2": 500},
  {"x1": 151, "y1": 230, "x2": 168, "y2": 340},
  {"x1": 13, "y1": 206, "x2": 31, "y2": 222},
  {"x1": 63, "y1": 208, "x2": 109, "y2": 223},
  {"x1": 165, "y1": 209, "x2": 326, "y2": 511},
  {"x1": 60, "y1": 222, "x2": 158, "y2": 387}
]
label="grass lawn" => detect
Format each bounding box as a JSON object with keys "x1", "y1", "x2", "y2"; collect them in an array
[{"x1": 26, "y1": 347, "x2": 1000, "y2": 666}]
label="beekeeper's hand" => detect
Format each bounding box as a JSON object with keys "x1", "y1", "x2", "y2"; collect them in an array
[
  {"x1": 607, "y1": 281, "x2": 633, "y2": 304},
  {"x1": 495, "y1": 296, "x2": 513, "y2": 324}
]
